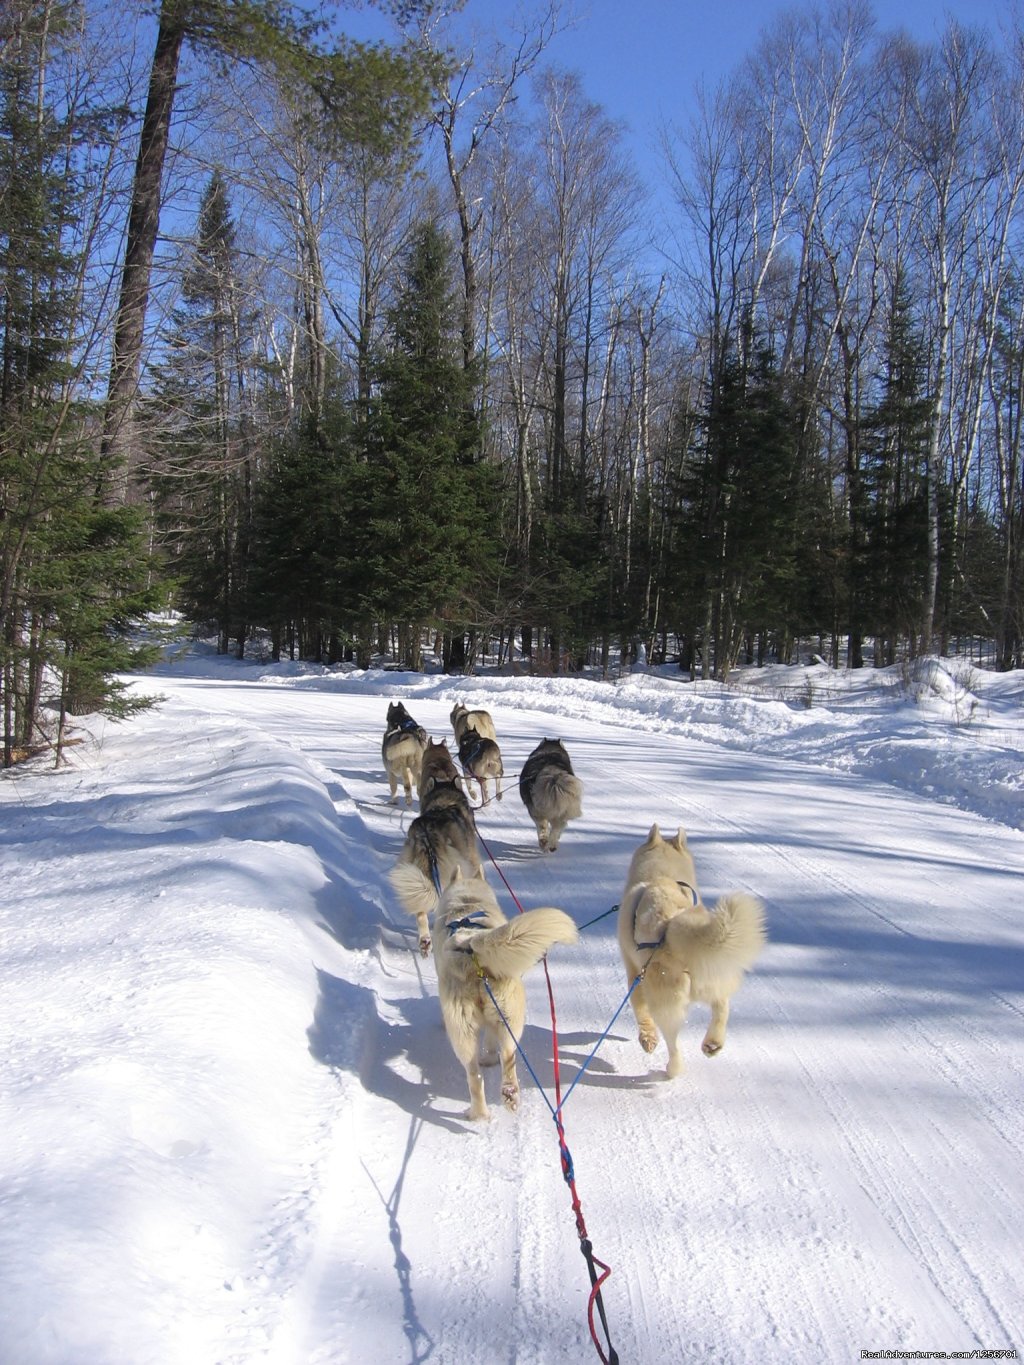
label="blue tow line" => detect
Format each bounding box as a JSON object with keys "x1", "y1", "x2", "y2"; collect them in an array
[{"x1": 479, "y1": 964, "x2": 648, "y2": 1126}]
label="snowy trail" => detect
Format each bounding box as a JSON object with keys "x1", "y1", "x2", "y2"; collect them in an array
[{"x1": 139, "y1": 673, "x2": 1023, "y2": 1363}]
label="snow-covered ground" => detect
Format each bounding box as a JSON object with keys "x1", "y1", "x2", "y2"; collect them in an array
[{"x1": 1, "y1": 643, "x2": 1022, "y2": 1364}]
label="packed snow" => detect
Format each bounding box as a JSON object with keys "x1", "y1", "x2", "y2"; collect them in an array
[{"x1": 1, "y1": 639, "x2": 1022, "y2": 1364}]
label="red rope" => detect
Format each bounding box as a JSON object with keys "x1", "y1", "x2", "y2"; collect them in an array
[{"x1": 476, "y1": 829, "x2": 619, "y2": 1365}]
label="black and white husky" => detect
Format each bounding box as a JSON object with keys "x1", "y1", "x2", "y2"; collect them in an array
[{"x1": 518, "y1": 738, "x2": 583, "y2": 851}]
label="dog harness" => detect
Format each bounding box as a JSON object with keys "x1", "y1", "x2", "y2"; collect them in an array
[
  {"x1": 386, "y1": 717, "x2": 421, "y2": 740},
  {"x1": 632, "y1": 880, "x2": 699, "y2": 950},
  {"x1": 447, "y1": 910, "x2": 491, "y2": 954}
]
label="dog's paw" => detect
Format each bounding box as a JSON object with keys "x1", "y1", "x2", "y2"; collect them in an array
[
  {"x1": 501, "y1": 1082, "x2": 520, "y2": 1112},
  {"x1": 464, "y1": 1105, "x2": 490, "y2": 1121},
  {"x1": 639, "y1": 1027, "x2": 658, "y2": 1054},
  {"x1": 419, "y1": 935, "x2": 432, "y2": 958},
  {"x1": 701, "y1": 1037, "x2": 724, "y2": 1056}
]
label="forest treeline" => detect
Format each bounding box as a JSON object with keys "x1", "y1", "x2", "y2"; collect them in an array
[{"x1": 3, "y1": 0, "x2": 1024, "y2": 764}]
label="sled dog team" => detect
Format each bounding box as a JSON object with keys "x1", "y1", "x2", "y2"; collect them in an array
[{"x1": 383, "y1": 700, "x2": 767, "y2": 1120}]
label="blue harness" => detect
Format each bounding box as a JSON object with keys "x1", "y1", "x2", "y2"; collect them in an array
[{"x1": 633, "y1": 880, "x2": 699, "y2": 950}]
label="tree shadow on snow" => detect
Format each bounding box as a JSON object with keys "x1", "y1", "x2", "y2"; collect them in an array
[{"x1": 359, "y1": 1117, "x2": 436, "y2": 1365}]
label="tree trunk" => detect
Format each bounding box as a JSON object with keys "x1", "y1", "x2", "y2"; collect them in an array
[{"x1": 101, "y1": 5, "x2": 186, "y2": 498}]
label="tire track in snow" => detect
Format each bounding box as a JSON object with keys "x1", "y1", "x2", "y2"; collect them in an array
[{"x1": 590, "y1": 738, "x2": 1022, "y2": 1349}]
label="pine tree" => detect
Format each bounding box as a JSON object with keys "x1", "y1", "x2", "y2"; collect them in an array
[
  {"x1": 861, "y1": 274, "x2": 933, "y2": 664},
  {"x1": 1, "y1": 2, "x2": 158, "y2": 767},
  {"x1": 346, "y1": 219, "x2": 497, "y2": 670},
  {"x1": 670, "y1": 336, "x2": 805, "y2": 676},
  {"x1": 146, "y1": 172, "x2": 257, "y2": 655}
]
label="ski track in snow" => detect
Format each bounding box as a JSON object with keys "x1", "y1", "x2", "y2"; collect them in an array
[{"x1": 2, "y1": 658, "x2": 1022, "y2": 1365}]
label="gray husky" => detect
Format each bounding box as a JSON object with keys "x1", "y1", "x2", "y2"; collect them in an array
[
  {"x1": 618, "y1": 824, "x2": 766, "y2": 1078},
  {"x1": 457, "y1": 726, "x2": 504, "y2": 804},
  {"x1": 417, "y1": 736, "x2": 461, "y2": 801},
  {"x1": 450, "y1": 701, "x2": 497, "y2": 746},
  {"x1": 518, "y1": 738, "x2": 583, "y2": 851},
  {"x1": 388, "y1": 778, "x2": 484, "y2": 956},
  {"x1": 381, "y1": 702, "x2": 427, "y2": 806}
]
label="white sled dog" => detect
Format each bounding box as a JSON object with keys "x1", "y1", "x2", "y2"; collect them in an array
[
  {"x1": 617, "y1": 824, "x2": 766, "y2": 1078},
  {"x1": 432, "y1": 869, "x2": 578, "y2": 1120},
  {"x1": 389, "y1": 779, "x2": 483, "y2": 956},
  {"x1": 457, "y1": 726, "x2": 504, "y2": 804},
  {"x1": 450, "y1": 701, "x2": 498, "y2": 746},
  {"x1": 518, "y1": 738, "x2": 583, "y2": 851},
  {"x1": 381, "y1": 701, "x2": 427, "y2": 806}
]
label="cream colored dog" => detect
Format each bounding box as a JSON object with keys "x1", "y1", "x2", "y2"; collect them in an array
[
  {"x1": 432, "y1": 870, "x2": 577, "y2": 1120},
  {"x1": 617, "y1": 824, "x2": 766, "y2": 1078}
]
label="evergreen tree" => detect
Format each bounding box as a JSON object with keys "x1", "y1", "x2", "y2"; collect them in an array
[
  {"x1": 247, "y1": 402, "x2": 353, "y2": 665},
  {"x1": 1, "y1": 2, "x2": 157, "y2": 767},
  {"x1": 346, "y1": 219, "x2": 497, "y2": 669},
  {"x1": 861, "y1": 275, "x2": 933, "y2": 663},
  {"x1": 146, "y1": 172, "x2": 257, "y2": 655},
  {"x1": 669, "y1": 335, "x2": 805, "y2": 676}
]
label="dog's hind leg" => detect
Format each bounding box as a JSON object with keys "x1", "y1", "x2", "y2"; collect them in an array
[
  {"x1": 659, "y1": 1014, "x2": 687, "y2": 1078},
  {"x1": 479, "y1": 1026, "x2": 499, "y2": 1067},
  {"x1": 447, "y1": 1018, "x2": 489, "y2": 1119},
  {"x1": 499, "y1": 1034, "x2": 519, "y2": 1112},
  {"x1": 651, "y1": 990, "x2": 692, "y2": 1079},
  {"x1": 490, "y1": 985, "x2": 524, "y2": 1112},
  {"x1": 536, "y1": 816, "x2": 550, "y2": 851},
  {"x1": 462, "y1": 1055, "x2": 489, "y2": 1120},
  {"x1": 387, "y1": 770, "x2": 399, "y2": 803},
  {"x1": 628, "y1": 973, "x2": 660, "y2": 1056},
  {"x1": 701, "y1": 997, "x2": 730, "y2": 1056},
  {"x1": 402, "y1": 764, "x2": 414, "y2": 807},
  {"x1": 416, "y1": 912, "x2": 431, "y2": 957}
]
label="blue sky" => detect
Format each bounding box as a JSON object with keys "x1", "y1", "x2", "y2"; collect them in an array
[
  {"x1": 523, "y1": 1, "x2": 1008, "y2": 128},
  {"x1": 478, "y1": 0, "x2": 1011, "y2": 178},
  {"x1": 341, "y1": 0, "x2": 1013, "y2": 214}
]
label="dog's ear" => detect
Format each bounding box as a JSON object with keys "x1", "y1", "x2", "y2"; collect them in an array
[
  {"x1": 473, "y1": 865, "x2": 487, "y2": 882},
  {"x1": 669, "y1": 828, "x2": 688, "y2": 852},
  {"x1": 646, "y1": 823, "x2": 662, "y2": 846},
  {"x1": 450, "y1": 866, "x2": 464, "y2": 885}
]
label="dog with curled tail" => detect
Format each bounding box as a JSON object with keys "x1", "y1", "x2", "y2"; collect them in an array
[
  {"x1": 618, "y1": 824, "x2": 766, "y2": 1078},
  {"x1": 432, "y1": 869, "x2": 577, "y2": 1120}
]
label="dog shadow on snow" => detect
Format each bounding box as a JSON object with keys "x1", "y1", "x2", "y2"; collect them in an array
[{"x1": 307, "y1": 967, "x2": 657, "y2": 1129}]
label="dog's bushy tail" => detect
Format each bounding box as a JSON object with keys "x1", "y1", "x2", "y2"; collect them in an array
[
  {"x1": 388, "y1": 860, "x2": 438, "y2": 920},
  {"x1": 470, "y1": 907, "x2": 578, "y2": 979},
  {"x1": 535, "y1": 769, "x2": 583, "y2": 820},
  {"x1": 665, "y1": 892, "x2": 767, "y2": 979}
]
